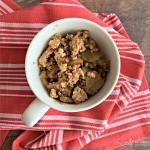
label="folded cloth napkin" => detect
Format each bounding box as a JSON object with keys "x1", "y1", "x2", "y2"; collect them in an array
[{"x1": 0, "y1": 0, "x2": 150, "y2": 149}]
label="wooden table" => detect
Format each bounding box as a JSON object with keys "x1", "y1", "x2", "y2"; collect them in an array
[{"x1": 1, "y1": 0, "x2": 150, "y2": 149}]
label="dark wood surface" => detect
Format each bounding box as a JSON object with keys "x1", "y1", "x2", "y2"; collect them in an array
[{"x1": 1, "y1": 0, "x2": 150, "y2": 149}]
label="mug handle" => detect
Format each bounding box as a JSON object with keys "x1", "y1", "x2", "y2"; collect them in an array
[{"x1": 21, "y1": 98, "x2": 50, "y2": 127}]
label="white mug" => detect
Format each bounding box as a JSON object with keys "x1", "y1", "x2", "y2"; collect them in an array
[{"x1": 21, "y1": 18, "x2": 120, "y2": 127}]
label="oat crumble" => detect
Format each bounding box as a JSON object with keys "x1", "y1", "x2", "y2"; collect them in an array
[
  {"x1": 50, "y1": 89, "x2": 58, "y2": 98},
  {"x1": 72, "y1": 86, "x2": 88, "y2": 104},
  {"x1": 87, "y1": 71, "x2": 97, "y2": 78}
]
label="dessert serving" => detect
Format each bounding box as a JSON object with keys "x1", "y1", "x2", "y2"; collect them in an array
[
  {"x1": 38, "y1": 30, "x2": 110, "y2": 104},
  {"x1": 22, "y1": 18, "x2": 119, "y2": 127}
]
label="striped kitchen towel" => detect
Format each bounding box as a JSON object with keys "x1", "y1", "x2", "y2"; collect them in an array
[{"x1": 0, "y1": 0, "x2": 150, "y2": 149}]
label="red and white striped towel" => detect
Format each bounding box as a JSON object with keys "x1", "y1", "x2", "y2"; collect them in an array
[{"x1": 0, "y1": 0, "x2": 150, "y2": 149}]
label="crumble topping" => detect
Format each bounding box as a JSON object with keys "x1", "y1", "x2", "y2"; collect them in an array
[
  {"x1": 72, "y1": 86, "x2": 88, "y2": 104},
  {"x1": 49, "y1": 33, "x2": 61, "y2": 49},
  {"x1": 50, "y1": 89, "x2": 58, "y2": 98},
  {"x1": 87, "y1": 71, "x2": 97, "y2": 78}
]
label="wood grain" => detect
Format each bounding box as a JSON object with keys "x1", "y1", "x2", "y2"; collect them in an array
[
  {"x1": 7, "y1": 130, "x2": 24, "y2": 137},
  {"x1": 1, "y1": 0, "x2": 150, "y2": 150},
  {"x1": 1, "y1": 137, "x2": 17, "y2": 150},
  {"x1": 1, "y1": 130, "x2": 24, "y2": 150},
  {"x1": 13, "y1": 0, "x2": 42, "y2": 8}
]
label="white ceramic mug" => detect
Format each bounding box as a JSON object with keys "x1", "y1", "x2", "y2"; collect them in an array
[{"x1": 21, "y1": 18, "x2": 120, "y2": 127}]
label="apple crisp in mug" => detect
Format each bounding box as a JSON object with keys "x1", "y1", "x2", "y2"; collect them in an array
[{"x1": 38, "y1": 30, "x2": 110, "y2": 104}]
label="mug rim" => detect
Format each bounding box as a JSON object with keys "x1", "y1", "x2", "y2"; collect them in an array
[{"x1": 25, "y1": 18, "x2": 120, "y2": 112}]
